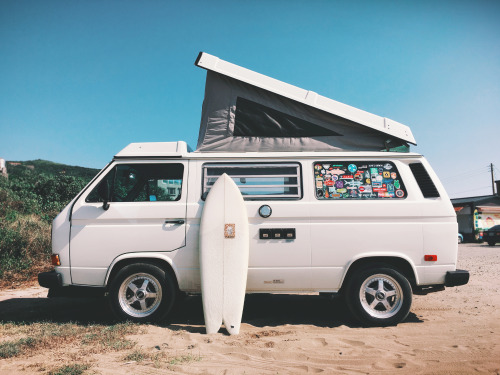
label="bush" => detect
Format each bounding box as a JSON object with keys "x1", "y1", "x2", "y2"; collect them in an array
[{"x1": 0, "y1": 161, "x2": 97, "y2": 286}]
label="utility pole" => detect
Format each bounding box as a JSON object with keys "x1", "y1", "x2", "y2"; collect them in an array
[{"x1": 491, "y1": 163, "x2": 496, "y2": 195}]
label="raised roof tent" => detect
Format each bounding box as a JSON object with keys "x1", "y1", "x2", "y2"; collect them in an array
[{"x1": 195, "y1": 52, "x2": 416, "y2": 153}]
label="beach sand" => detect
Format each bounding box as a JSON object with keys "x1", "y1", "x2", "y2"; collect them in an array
[{"x1": 0, "y1": 244, "x2": 499, "y2": 374}]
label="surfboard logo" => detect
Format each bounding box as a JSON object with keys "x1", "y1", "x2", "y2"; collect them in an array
[{"x1": 224, "y1": 224, "x2": 236, "y2": 238}]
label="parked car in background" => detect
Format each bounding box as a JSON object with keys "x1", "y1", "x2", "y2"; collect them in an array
[
  {"x1": 485, "y1": 225, "x2": 500, "y2": 246},
  {"x1": 458, "y1": 233, "x2": 463, "y2": 244}
]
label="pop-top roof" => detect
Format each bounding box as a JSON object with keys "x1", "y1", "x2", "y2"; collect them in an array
[{"x1": 194, "y1": 52, "x2": 416, "y2": 153}]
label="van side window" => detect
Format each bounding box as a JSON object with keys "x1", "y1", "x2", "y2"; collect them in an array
[
  {"x1": 409, "y1": 163, "x2": 440, "y2": 198},
  {"x1": 202, "y1": 163, "x2": 302, "y2": 200},
  {"x1": 314, "y1": 161, "x2": 406, "y2": 199},
  {"x1": 86, "y1": 163, "x2": 183, "y2": 203}
]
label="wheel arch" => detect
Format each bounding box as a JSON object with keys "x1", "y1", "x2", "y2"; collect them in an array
[
  {"x1": 340, "y1": 255, "x2": 418, "y2": 293},
  {"x1": 105, "y1": 253, "x2": 180, "y2": 292}
]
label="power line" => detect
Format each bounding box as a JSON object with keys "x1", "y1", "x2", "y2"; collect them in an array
[
  {"x1": 441, "y1": 168, "x2": 489, "y2": 182},
  {"x1": 450, "y1": 185, "x2": 492, "y2": 196},
  {"x1": 441, "y1": 165, "x2": 489, "y2": 178}
]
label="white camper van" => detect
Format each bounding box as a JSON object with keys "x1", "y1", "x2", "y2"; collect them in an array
[{"x1": 39, "y1": 53, "x2": 469, "y2": 327}]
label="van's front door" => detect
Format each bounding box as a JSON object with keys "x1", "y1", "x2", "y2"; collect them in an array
[{"x1": 70, "y1": 161, "x2": 187, "y2": 285}]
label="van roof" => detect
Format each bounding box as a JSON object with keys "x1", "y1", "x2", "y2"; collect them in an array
[
  {"x1": 114, "y1": 141, "x2": 422, "y2": 159},
  {"x1": 115, "y1": 142, "x2": 191, "y2": 158},
  {"x1": 195, "y1": 52, "x2": 416, "y2": 151}
]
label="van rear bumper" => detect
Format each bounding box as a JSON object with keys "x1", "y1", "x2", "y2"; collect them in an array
[
  {"x1": 38, "y1": 271, "x2": 62, "y2": 289},
  {"x1": 445, "y1": 269, "x2": 470, "y2": 287}
]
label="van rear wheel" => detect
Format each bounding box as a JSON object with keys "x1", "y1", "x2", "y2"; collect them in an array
[
  {"x1": 344, "y1": 266, "x2": 412, "y2": 327},
  {"x1": 108, "y1": 263, "x2": 176, "y2": 323}
]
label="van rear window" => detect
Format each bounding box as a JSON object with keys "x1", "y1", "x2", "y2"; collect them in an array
[
  {"x1": 314, "y1": 161, "x2": 406, "y2": 199},
  {"x1": 202, "y1": 163, "x2": 302, "y2": 200},
  {"x1": 409, "y1": 162, "x2": 440, "y2": 198}
]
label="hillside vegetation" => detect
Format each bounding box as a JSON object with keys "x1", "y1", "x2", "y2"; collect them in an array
[{"x1": 0, "y1": 160, "x2": 99, "y2": 287}]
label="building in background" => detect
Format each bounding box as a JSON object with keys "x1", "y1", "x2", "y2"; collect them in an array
[
  {"x1": 452, "y1": 180, "x2": 500, "y2": 242},
  {"x1": 0, "y1": 158, "x2": 7, "y2": 178}
]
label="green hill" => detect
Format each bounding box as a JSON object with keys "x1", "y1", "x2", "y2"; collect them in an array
[
  {"x1": 6, "y1": 159, "x2": 100, "y2": 180},
  {"x1": 0, "y1": 160, "x2": 99, "y2": 287}
]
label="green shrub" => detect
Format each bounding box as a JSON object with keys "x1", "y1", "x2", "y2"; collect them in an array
[{"x1": 0, "y1": 161, "x2": 98, "y2": 285}]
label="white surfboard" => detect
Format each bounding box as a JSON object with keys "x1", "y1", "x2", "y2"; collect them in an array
[{"x1": 200, "y1": 173, "x2": 249, "y2": 335}]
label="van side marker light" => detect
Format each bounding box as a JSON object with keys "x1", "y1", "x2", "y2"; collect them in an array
[
  {"x1": 51, "y1": 254, "x2": 61, "y2": 266},
  {"x1": 424, "y1": 255, "x2": 437, "y2": 262}
]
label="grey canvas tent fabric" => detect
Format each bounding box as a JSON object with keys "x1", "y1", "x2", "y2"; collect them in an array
[{"x1": 195, "y1": 71, "x2": 409, "y2": 153}]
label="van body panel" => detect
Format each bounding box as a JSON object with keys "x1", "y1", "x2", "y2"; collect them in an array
[
  {"x1": 51, "y1": 198, "x2": 74, "y2": 286},
  {"x1": 104, "y1": 252, "x2": 178, "y2": 283},
  {"x1": 50, "y1": 148, "x2": 462, "y2": 296},
  {"x1": 69, "y1": 160, "x2": 188, "y2": 285}
]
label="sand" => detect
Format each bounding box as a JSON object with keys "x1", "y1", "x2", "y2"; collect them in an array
[{"x1": 0, "y1": 243, "x2": 499, "y2": 374}]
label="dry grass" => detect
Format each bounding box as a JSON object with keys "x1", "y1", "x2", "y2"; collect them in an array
[
  {"x1": 122, "y1": 347, "x2": 202, "y2": 370},
  {"x1": 0, "y1": 321, "x2": 141, "y2": 363},
  {"x1": 0, "y1": 213, "x2": 53, "y2": 289},
  {"x1": 47, "y1": 363, "x2": 91, "y2": 375}
]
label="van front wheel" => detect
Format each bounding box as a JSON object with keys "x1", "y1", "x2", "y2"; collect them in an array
[
  {"x1": 108, "y1": 263, "x2": 176, "y2": 323},
  {"x1": 344, "y1": 266, "x2": 412, "y2": 327}
]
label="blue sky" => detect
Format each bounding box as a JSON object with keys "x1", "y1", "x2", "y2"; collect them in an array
[{"x1": 1, "y1": 0, "x2": 499, "y2": 198}]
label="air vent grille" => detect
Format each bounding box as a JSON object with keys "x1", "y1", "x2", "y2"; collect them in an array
[{"x1": 409, "y1": 163, "x2": 440, "y2": 198}]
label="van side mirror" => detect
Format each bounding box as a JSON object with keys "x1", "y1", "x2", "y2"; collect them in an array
[{"x1": 97, "y1": 181, "x2": 111, "y2": 210}]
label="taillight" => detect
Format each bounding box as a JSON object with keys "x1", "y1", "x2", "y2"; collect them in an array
[{"x1": 51, "y1": 254, "x2": 61, "y2": 266}]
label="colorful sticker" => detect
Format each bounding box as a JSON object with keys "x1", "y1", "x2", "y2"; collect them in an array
[
  {"x1": 360, "y1": 185, "x2": 372, "y2": 193},
  {"x1": 314, "y1": 161, "x2": 405, "y2": 200}
]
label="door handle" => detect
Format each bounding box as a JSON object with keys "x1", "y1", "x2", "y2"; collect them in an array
[{"x1": 164, "y1": 219, "x2": 185, "y2": 225}]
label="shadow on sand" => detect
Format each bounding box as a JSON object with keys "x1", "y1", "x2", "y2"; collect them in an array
[{"x1": 0, "y1": 292, "x2": 423, "y2": 330}]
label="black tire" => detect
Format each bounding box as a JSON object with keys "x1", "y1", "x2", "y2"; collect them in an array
[
  {"x1": 344, "y1": 265, "x2": 412, "y2": 327},
  {"x1": 458, "y1": 236, "x2": 463, "y2": 244},
  {"x1": 488, "y1": 241, "x2": 495, "y2": 246},
  {"x1": 108, "y1": 263, "x2": 176, "y2": 323}
]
